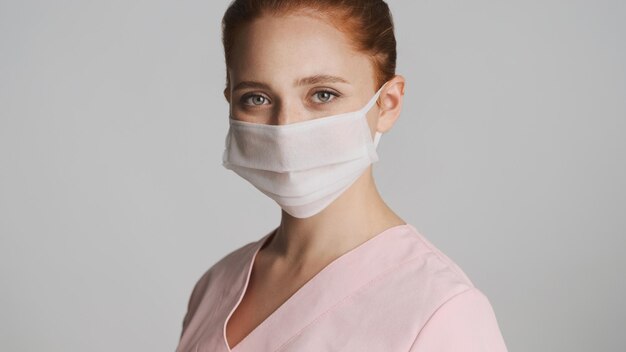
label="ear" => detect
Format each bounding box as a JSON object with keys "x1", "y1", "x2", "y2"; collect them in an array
[
  {"x1": 223, "y1": 87, "x2": 231, "y2": 103},
  {"x1": 376, "y1": 75, "x2": 406, "y2": 133},
  {"x1": 224, "y1": 70, "x2": 233, "y2": 103}
]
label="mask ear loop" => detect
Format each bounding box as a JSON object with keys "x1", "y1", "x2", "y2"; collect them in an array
[
  {"x1": 361, "y1": 81, "x2": 389, "y2": 114},
  {"x1": 373, "y1": 131, "x2": 383, "y2": 147},
  {"x1": 362, "y1": 81, "x2": 390, "y2": 148}
]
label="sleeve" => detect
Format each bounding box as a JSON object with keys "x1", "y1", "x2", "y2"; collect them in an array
[{"x1": 408, "y1": 287, "x2": 509, "y2": 352}]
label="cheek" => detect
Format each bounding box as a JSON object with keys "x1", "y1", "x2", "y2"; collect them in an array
[{"x1": 230, "y1": 106, "x2": 273, "y2": 124}]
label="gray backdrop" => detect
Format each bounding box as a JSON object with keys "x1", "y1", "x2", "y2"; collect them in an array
[{"x1": 1, "y1": 0, "x2": 624, "y2": 351}]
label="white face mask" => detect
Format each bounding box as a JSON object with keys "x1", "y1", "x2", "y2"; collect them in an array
[{"x1": 222, "y1": 82, "x2": 388, "y2": 218}]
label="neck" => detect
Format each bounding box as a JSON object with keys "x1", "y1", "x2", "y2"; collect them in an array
[{"x1": 261, "y1": 166, "x2": 406, "y2": 268}]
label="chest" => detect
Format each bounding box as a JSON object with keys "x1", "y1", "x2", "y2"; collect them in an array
[
  {"x1": 184, "y1": 247, "x2": 449, "y2": 352},
  {"x1": 221, "y1": 268, "x2": 430, "y2": 352},
  {"x1": 225, "y1": 263, "x2": 319, "y2": 349}
]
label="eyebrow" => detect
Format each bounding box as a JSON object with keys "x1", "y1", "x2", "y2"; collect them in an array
[
  {"x1": 232, "y1": 74, "x2": 350, "y2": 92},
  {"x1": 295, "y1": 74, "x2": 350, "y2": 86},
  {"x1": 232, "y1": 81, "x2": 271, "y2": 92}
]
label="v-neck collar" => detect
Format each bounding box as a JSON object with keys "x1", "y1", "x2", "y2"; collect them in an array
[{"x1": 221, "y1": 223, "x2": 419, "y2": 352}]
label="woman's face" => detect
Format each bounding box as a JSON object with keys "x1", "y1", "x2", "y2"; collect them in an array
[{"x1": 225, "y1": 13, "x2": 389, "y2": 133}]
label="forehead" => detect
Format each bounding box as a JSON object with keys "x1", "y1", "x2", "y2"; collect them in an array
[{"x1": 229, "y1": 13, "x2": 373, "y2": 86}]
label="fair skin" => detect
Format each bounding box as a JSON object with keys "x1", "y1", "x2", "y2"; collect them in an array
[{"x1": 223, "y1": 12, "x2": 406, "y2": 348}]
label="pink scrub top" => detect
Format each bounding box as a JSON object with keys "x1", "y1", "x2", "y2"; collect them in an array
[{"x1": 176, "y1": 223, "x2": 508, "y2": 352}]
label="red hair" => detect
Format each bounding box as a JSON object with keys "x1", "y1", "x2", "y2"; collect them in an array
[{"x1": 221, "y1": 0, "x2": 397, "y2": 91}]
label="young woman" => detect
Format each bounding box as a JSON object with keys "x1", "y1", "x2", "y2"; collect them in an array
[{"x1": 176, "y1": 1, "x2": 508, "y2": 351}]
